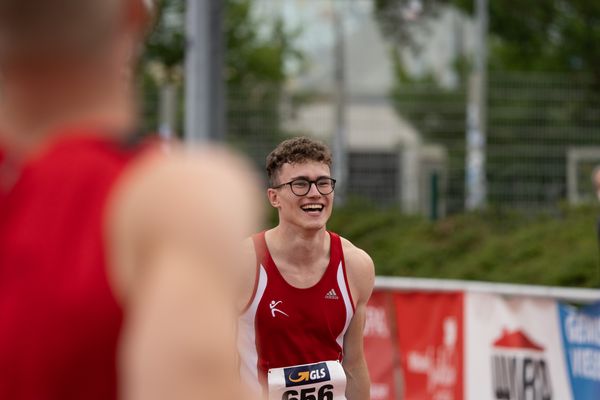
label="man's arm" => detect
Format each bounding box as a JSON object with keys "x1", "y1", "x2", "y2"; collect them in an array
[
  {"x1": 106, "y1": 146, "x2": 262, "y2": 400},
  {"x1": 341, "y1": 240, "x2": 375, "y2": 400}
]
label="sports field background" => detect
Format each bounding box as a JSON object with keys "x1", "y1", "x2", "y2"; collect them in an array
[{"x1": 141, "y1": 0, "x2": 600, "y2": 288}]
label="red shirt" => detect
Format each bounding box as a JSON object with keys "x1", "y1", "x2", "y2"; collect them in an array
[
  {"x1": 238, "y1": 231, "x2": 355, "y2": 392},
  {"x1": 0, "y1": 131, "x2": 147, "y2": 400}
]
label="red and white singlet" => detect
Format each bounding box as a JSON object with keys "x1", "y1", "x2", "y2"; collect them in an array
[
  {"x1": 238, "y1": 231, "x2": 355, "y2": 400},
  {"x1": 0, "y1": 131, "x2": 150, "y2": 400}
]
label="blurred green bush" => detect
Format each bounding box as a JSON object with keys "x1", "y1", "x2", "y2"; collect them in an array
[{"x1": 325, "y1": 200, "x2": 600, "y2": 288}]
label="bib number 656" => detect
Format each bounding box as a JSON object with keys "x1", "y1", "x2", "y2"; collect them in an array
[{"x1": 282, "y1": 384, "x2": 334, "y2": 400}]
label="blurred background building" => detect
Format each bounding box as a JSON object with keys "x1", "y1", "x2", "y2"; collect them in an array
[{"x1": 141, "y1": 0, "x2": 600, "y2": 217}]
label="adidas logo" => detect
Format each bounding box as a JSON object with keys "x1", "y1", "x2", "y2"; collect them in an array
[{"x1": 325, "y1": 289, "x2": 339, "y2": 300}]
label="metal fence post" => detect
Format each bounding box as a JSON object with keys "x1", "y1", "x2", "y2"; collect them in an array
[
  {"x1": 185, "y1": 0, "x2": 225, "y2": 144},
  {"x1": 332, "y1": 0, "x2": 348, "y2": 205},
  {"x1": 465, "y1": 0, "x2": 488, "y2": 210}
]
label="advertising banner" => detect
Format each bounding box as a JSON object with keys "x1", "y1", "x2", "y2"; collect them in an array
[
  {"x1": 364, "y1": 291, "x2": 397, "y2": 400},
  {"x1": 464, "y1": 293, "x2": 571, "y2": 400},
  {"x1": 394, "y1": 292, "x2": 464, "y2": 400},
  {"x1": 558, "y1": 301, "x2": 600, "y2": 400}
]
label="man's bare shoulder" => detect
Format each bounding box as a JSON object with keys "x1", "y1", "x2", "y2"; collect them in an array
[
  {"x1": 105, "y1": 146, "x2": 262, "y2": 400},
  {"x1": 106, "y1": 144, "x2": 262, "y2": 302},
  {"x1": 119, "y1": 145, "x2": 259, "y2": 222},
  {"x1": 340, "y1": 237, "x2": 374, "y2": 274},
  {"x1": 339, "y1": 236, "x2": 375, "y2": 304}
]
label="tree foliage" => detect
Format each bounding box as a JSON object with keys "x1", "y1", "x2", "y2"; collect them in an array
[
  {"x1": 223, "y1": 0, "x2": 302, "y2": 162},
  {"x1": 140, "y1": 0, "x2": 301, "y2": 154},
  {"x1": 144, "y1": 0, "x2": 185, "y2": 71},
  {"x1": 375, "y1": 0, "x2": 600, "y2": 212},
  {"x1": 376, "y1": 0, "x2": 600, "y2": 80}
]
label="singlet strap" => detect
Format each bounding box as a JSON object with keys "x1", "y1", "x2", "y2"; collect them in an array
[
  {"x1": 328, "y1": 231, "x2": 355, "y2": 312},
  {"x1": 328, "y1": 231, "x2": 343, "y2": 262},
  {"x1": 240, "y1": 231, "x2": 268, "y2": 314},
  {"x1": 252, "y1": 231, "x2": 268, "y2": 267}
]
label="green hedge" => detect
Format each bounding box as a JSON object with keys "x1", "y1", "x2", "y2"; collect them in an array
[{"x1": 326, "y1": 201, "x2": 600, "y2": 288}]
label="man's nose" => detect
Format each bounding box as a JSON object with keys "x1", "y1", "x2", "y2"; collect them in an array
[{"x1": 307, "y1": 182, "x2": 321, "y2": 196}]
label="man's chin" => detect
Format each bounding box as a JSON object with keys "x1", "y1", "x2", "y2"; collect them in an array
[{"x1": 299, "y1": 220, "x2": 327, "y2": 232}]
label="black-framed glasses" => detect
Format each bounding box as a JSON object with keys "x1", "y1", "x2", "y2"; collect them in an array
[{"x1": 271, "y1": 177, "x2": 336, "y2": 196}]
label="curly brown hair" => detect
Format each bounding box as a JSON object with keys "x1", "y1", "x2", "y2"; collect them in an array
[{"x1": 266, "y1": 136, "x2": 332, "y2": 186}]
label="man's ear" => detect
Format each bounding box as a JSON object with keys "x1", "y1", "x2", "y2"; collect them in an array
[{"x1": 267, "y1": 188, "x2": 280, "y2": 209}]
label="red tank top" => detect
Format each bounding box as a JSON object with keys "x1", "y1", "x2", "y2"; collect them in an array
[
  {"x1": 0, "y1": 130, "x2": 148, "y2": 400},
  {"x1": 238, "y1": 231, "x2": 355, "y2": 392}
]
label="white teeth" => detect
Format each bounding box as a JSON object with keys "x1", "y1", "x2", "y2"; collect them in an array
[{"x1": 301, "y1": 204, "x2": 323, "y2": 211}]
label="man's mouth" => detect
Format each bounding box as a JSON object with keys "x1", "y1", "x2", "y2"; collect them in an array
[{"x1": 301, "y1": 204, "x2": 324, "y2": 213}]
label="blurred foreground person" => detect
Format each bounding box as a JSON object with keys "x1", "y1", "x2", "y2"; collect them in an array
[{"x1": 0, "y1": 1, "x2": 261, "y2": 399}]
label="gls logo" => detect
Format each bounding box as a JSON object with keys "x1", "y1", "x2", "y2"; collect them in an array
[{"x1": 284, "y1": 362, "x2": 330, "y2": 387}]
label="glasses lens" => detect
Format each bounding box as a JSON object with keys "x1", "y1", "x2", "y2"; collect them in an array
[
  {"x1": 288, "y1": 178, "x2": 336, "y2": 196},
  {"x1": 316, "y1": 178, "x2": 335, "y2": 195},
  {"x1": 290, "y1": 179, "x2": 311, "y2": 196}
]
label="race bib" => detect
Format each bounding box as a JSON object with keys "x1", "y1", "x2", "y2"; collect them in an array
[{"x1": 267, "y1": 360, "x2": 347, "y2": 400}]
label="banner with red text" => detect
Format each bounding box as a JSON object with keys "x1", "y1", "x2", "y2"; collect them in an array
[
  {"x1": 394, "y1": 292, "x2": 464, "y2": 400},
  {"x1": 464, "y1": 293, "x2": 571, "y2": 400},
  {"x1": 364, "y1": 288, "x2": 599, "y2": 400},
  {"x1": 364, "y1": 291, "x2": 397, "y2": 400}
]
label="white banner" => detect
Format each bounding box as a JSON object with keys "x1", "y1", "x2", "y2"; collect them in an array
[{"x1": 464, "y1": 293, "x2": 571, "y2": 400}]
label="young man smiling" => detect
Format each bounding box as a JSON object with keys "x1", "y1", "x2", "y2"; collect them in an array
[{"x1": 238, "y1": 137, "x2": 375, "y2": 400}]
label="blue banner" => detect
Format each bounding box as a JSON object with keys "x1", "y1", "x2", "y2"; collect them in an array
[{"x1": 559, "y1": 301, "x2": 600, "y2": 400}]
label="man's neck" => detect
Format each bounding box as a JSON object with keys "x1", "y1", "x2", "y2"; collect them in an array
[{"x1": 267, "y1": 224, "x2": 329, "y2": 269}]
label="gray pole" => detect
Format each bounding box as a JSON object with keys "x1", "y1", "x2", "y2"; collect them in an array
[
  {"x1": 465, "y1": 0, "x2": 488, "y2": 210},
  {"x1": 185, "y1": 0, "x2": 225, "y2": 143},
  {"x1": 158, "y1": 83, "x2": 177, "y2": 140},
  {"x1": 332, "y1": 1, "x2": 348, "y2": 205}
]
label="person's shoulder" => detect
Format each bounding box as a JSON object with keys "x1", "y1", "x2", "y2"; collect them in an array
[
  {"x1": 119, "y1": 143, "x2": 255, "y2": 195},
  {"x1": 338, "y1": 235, "x2": 374, "y2": 271},
  {"x1": 335, "y1": 234, "x2": 374, "y2": 304},
  {"x1": 113, "y1": 144, "x2": 261, "y2": 232},
  {"x1": 106, "y1": 144, "x2": 263, "y2": 302},
  {"x1": 338, "y1": 234, "x2": 374, "y2": 285}
]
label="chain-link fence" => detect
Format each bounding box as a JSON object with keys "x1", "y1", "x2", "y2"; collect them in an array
[
  {"x1": 140, "y1": 1, "x2": 600, "y2": 217},
  {"x1": 391, "y1": 72, "x2": 600, "y2": 215},
  {"x1": 221, "y1": 72, "x2": 600, "y2": 217},
  {"x1": 487, "y1": 73, "x2": 600, "y2": 211}
]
